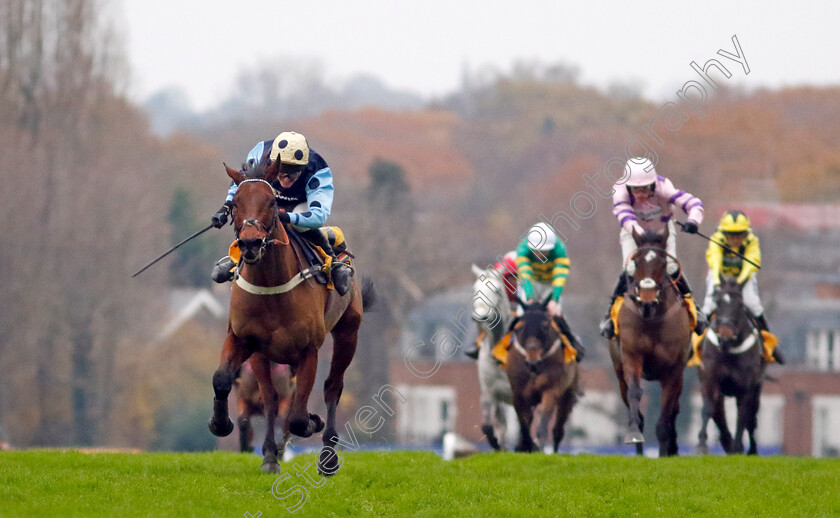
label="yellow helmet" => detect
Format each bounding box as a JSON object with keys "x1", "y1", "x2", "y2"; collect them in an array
[
  {"x1": 270, "y1": 131, "x2": 309, "y2": 165},
  {"x1": 718, "y1": 210, "x2": 751, "y2": 233}
]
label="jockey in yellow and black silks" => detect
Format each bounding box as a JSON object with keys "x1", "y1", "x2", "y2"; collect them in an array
[{"x1": 701, "y1": 210, "x2": 784, "y2": 364}]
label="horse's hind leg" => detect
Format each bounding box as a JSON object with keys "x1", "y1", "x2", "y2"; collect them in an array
[
  {"x1": 537, "y1": 396, "x2": 559, "y2": 453},
  {"x1": 657, "y1": 371, "x2": 684, "y2": 457},
  {"x1": 494, "y1": 403, "x2": 508, "y2": 451},
  {"x1": 209, "y1": 332, "x2": 251, "y2": 437},
  {"x1": 251, "y1": 354, "x2": 281, "y2": 473},
  {"x1": 318, "y1": 303, "x2": 362, "y2": 476},
  {"x1": 698, "y1": 395, "x2": 711, "y2": 455},
  {"x1": 481, "y1": 394, "x2": 501, "y2": 451},
  {"x1": 552, "y1": 388, "x2": 577, "y2": 453},
  {"x1": 236, "y1": 397, "x2": 252, "y2": 453}
]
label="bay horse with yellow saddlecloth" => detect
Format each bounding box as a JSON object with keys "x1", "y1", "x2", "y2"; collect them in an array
[
  {"x1": 505, "y1": 297, "x2": 579, "y2": 453},
  {"x1": 609, "y1": 226, "x2": 692, "y2": 456},
  {"x1": 208, "y1": 158, "x2": 374, "y2": 474}
]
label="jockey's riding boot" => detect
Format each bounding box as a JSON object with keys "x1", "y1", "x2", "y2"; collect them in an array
[
  {"x1": 211, "y1": 256, "x2": 236, "y2": 283},
  {"x1": 556, "y1": 316, "x2": 585, "y2": 361},
  {"x1": 301, "y1": 229, "x2": 354, "y2": 296},
  {"x1": 672, "y1": 273, "x2": 708, "y2": 335},
  {"x1": 599, "y1": 273, "x2": 628, "y2": 339},
  {"x1": 755, "y1": 314, "x2": 785, "y2": 364}
]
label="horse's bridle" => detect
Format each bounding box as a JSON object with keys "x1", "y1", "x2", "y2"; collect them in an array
[
  {"x1": 232, "y1": 179, "x2": 287, "y2": 263},
  {"x1": 626, "y1": 246, "x2": 683, "y2": 306}
]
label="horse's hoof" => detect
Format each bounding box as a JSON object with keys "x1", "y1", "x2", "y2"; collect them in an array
[
  {"x1": 625, "y1": 431, "x2": 644, "y2": 444},
  {"x1": 697, "y1": 444, "x2": 709, "y2": 455},
  {"x1": 208, "y1": 418, "x2": 234, "y2": 437},
  {"x1": 317, "y1": 446, "x2": 341, "y2": 477},
  {"x1": 260, "y1": 460, "x2": 281, "y2": 473},
  {"x1": 309, "y1": 413, "x2": 325, "y2": 434}
]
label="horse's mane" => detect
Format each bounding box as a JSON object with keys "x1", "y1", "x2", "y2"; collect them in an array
[
  {"x1": 241, "y1": 156, "x2": 271, "y2": 180},
  {"x1": 639, "y1": 229, "x2": 666, "y2": 247}
]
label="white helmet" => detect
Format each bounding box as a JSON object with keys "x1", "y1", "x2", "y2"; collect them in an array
[
  {"x1": 270, "y1": 131, "x2": 309, "y2": 165},
  {"x1": 526, "y1": 222, "x2": 557, "y2": 252},
  {"x1": 625, "y1": 157, "x2": 657, "y2": 187}
]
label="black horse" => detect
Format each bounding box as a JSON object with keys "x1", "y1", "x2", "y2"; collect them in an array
[
  {"x1": 697, "y1": 276, "x2": 766, "y2": 455},
  {"x1": 504, "y1": 298, "x2": 579, "y2": 453}
]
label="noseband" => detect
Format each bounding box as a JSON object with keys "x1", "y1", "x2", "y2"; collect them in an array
[{"x1": 626, "y1": 246, "x2": 682, "y2": 307}]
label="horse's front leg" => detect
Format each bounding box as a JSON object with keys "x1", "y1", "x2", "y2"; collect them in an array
[
  {"x1": 552, "y1": 388, "x2": 577, "y2": 453},
  {"x1": 657, "y1": 371, "x2": 684, "y2": 457},
  {"x1": 209, "y1": 332, "x2": 251, "y2": 437},
  {"x1": 250, "y1": 354, "x2": 282, "y2": 472},
  {"x1": 622, "y1": 358, "x2": 645, "y2": 448},
  {"x1": 287, "y1": 346, "x2": 324, "y2": 438},
  {"x1": 537, "y1": 393, "x2": 560, "y2": 453},
  {"x1": 512, "y1": 394, "x2": 537, "y2": 453}
]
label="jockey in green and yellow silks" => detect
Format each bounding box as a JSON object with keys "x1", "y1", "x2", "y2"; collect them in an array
[
  {"x1": 516, "y1": 223, "x2": 584, "y2": 360},
  {"x1": 517, "y1": 223, "x2": 570, "y2": 309}
]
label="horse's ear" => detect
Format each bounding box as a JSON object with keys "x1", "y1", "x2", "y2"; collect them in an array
[
  {"x1": 265, "y1": 159, "x2": 280, "y2": 183},
  {"x1": 514, "y1": 295, "x2": 528, "y2": 309},
  {"x1": 540, "y1": 293, "x2": 552, "y2": 307},
  {"x1": 225, "y1": 162, "x2": 246, "y2": 185},
  {"x1": 471, "y1": 264, "x2": 484, "y2": 278},
  {"x1": 632, "y1": 227, "x2": 642, "y2": 244}
]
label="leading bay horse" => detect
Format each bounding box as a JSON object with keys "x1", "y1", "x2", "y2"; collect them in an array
[
  {"x1": 609, "y1": 227, "x2": 691, "y2": 457},
  {"x1": 208, "y1": 159, "x2": 374, "y2": 474},
  {"x1": 696, "y1": 276, "x2": 766, "y2": 455}
]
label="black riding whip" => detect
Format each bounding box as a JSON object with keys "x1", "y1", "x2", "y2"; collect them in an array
[
  {"x1": 675, "y1": 221, "x2": 760, "y2": 270},
  {"x1": 131, "y1": 223, "x2": 215, "y2": 278}
]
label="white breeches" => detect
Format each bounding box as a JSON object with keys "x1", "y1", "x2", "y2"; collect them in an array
[
  {"x1": 516, "y1": 282, "x2": 561, "y2": 316},
  {"x1": 620, "y1": 220, "x2": 678, "y2": 276},
  {"x1": 701, "y1": 271, "x2": 764, "y2": 317}
]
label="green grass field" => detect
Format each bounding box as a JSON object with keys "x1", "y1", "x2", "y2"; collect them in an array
[{"x1": 1, "y1": 449, "x2": 838, "y2": 517}]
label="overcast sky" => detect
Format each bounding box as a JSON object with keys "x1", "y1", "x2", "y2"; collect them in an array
[{"x1": 119, "y1": 0, "x2": 840, "y2": 111}]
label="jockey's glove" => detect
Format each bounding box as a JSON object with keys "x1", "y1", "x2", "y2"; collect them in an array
[
  {"x1": 681, "y1": 220, "x2": 699, "y2": 234},
  {"x1": 277, "y1": 211, "x2": 291, "y2": 224},
  {"x1": 211, "y1": 202, "x2": 232, "y2": 228}
]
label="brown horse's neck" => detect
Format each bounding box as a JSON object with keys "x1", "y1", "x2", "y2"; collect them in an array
[{"x1": 239, "y1": 226, "x2": 300, "y2": 285}]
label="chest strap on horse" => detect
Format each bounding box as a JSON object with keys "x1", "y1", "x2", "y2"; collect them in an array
[{"x1": 234, "y1": 265, "x2": 326, "y2": 296}]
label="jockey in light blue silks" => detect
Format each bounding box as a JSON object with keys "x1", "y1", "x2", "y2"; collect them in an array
[{"x1": 209, "y1": 131, "x2": 353, "y2": 295}]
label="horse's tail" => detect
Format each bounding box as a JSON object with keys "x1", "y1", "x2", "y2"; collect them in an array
[{"x1": 360, "y1": 275, "x2": 377, "y2": 312}]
